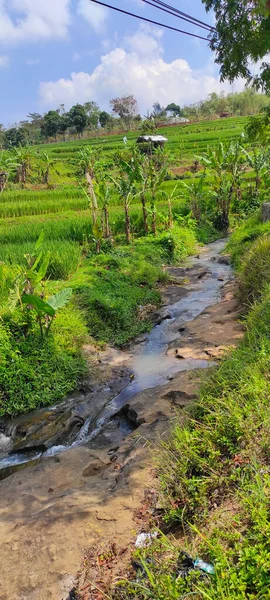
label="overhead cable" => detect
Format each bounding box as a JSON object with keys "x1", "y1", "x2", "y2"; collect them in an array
[
  {"x1": 88, "y1": 0, "x2": 210, "y2": 41},
  {"x1": 150, "y1": 0, "x2": 216, "y2": 31},
  {"x1": 142, "y1": 0, "x2": 215, "y2": 32}
]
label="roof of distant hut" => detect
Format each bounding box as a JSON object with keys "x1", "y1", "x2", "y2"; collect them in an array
[{"x1": 137, "y1": 135, "x2": 168, "y2": 143}]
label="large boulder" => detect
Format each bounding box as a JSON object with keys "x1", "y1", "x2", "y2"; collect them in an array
[{"x1": 261, "y1": 202, "x2": 270, "y2": 223}]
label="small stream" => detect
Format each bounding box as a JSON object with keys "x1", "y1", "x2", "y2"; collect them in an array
[{"x1": 0, "y1": 239, "x2": 232, "y2": 476}]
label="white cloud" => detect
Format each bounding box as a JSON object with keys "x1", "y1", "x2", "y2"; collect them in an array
[
  {"x1": 0, "y1": 55, "x2": 9, "y2": 67},
  {"x1": 0, "y1": 0, "x2": 71, "y2": 45},
  {"x1": 124, "y1": 26, "x2": 163, "y2": 57},
  {"x1": 39, "y1": 27, "x2": 246, "y2": 112},
  {"x1": 76, "y1": 0, "x2": 108, "y2": 33},
  {"x1": 26, "y1": 58, "x2": 40, "y2": 65}
]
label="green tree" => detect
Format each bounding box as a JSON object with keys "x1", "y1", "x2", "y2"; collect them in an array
[
  {"x1": 110, "y1": 95, "x2": 138, "y2": 130},
  {"x1": 84, "y1": 101, "x2": 100, "y2": 130},
  {"x1": 3, "y1": 127, "x2": 29, "y2": 148},
  {"x1": 165, "y1": 103, "x2": 183, "y2": 117},
  {"x1": 245, "y1": 105, "x2": 270, "y2": 144},
  {"x1": 68, "y1": 104, "x2": 88, "y2": 137},
  {"x1": 99, "y1": 111, "x2": 112, "y2": 129},
  {"x1": 58, "y1": 114, "x2": 70, "y2": 141},
  {"x1": 42, "y1": 110, "x2": 62, "y2": 141},
  {"x1": 203, "y1": 0, "x2": 270, "y2": 91}
]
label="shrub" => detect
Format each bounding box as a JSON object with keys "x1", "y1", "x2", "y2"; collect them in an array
[{"x1": 239, "y1": 235, "x2": 270, "y2": 306}]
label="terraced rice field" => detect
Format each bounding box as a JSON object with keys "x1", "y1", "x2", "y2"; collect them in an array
[{"x1": 0, "y1": 116, "x2": 249, "y2": 285}]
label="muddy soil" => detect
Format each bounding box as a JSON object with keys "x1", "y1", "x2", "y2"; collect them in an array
[{"x1": 0, "y1": 242, "x2": 243, "y2": 600}]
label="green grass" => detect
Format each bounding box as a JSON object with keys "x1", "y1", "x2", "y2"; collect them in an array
[
  {"x1": 67, "y1": 226, "x2": 197, "y2": 346},
  {"x1": 111, "y1": 223, "x2": 270, "y2": 600},
  {"x1": 0, "y1": 304, "x2": 88, "y2": 417},
  {"x1": 0, "y1": 226, "x2": 197, "y2": 416},
  {"x1": 0, "y1": 240, "x2": 83, "y2": 280}
]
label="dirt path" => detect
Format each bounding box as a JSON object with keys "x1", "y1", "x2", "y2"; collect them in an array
[{"x1": 0, "y1": 257, "x2": 244, "y2": 600}]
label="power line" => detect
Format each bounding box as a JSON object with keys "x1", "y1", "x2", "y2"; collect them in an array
[
  {"x1": 88, "y1": 0, "x2": 210, "y2": 41},
  {"x1": 141, "y1": 0, "x2": 215, "y2": 32},
  {"x1": 151, "y1": 0, "x2": 216, "y2": 31}
]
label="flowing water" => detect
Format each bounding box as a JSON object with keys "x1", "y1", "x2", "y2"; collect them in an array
[{"x1": 0, "y1": 239, "x2": 232, "y2": 475}]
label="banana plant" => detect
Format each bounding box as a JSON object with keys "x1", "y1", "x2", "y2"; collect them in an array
[
  {"x1": 158, "y1": 184, "x2": 181, "y2": 229},
  {"x1": 180, "y1": 175, "x2": 206, "y2": 221},
  {"x1": 145, "y1": 149, "x2": 169, "y2": 235},
  {"x1": 93, "y1": 175, "x2": 113, "y2": 242},
  {"x1": 12, "y1": 144, "x2": 34, "y2": 185},
  {"x1": 0, "y1": 151, "x2": 18, "y2": 194},
  {"x1": 242, "y1": 147, "x2": 269, "y2": 194},
  {"x1": 36, "y1": 151, "x2": 55, "y2": 186},
  {"x1": 112, "y1": 148, "x2": 142, "y2": 244},
  {"x1": 197, "y1": 141, "x2": 246, "y2": 229},
  {"x1": 21, "y1": 287, "x2": 72, "y2": 339},
  {"x1": 9, "y1": 231, "x2": 73, "y2": 339},
  {"x1": 77, "y1": 146, "x2": 100, "y2": 225}
]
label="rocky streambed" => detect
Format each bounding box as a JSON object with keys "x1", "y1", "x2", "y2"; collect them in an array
[{"x1": 0, "y1": 239, "x2": 244, "y2": 600}]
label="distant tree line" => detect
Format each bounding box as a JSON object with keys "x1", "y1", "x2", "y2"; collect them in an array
[{"x1": 0, "y1": 89, "x2": 268, "y2": 148}]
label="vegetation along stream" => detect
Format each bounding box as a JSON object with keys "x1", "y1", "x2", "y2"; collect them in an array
[{"x1": 0, "y1": 238, "x2": 232, "y2": 477}]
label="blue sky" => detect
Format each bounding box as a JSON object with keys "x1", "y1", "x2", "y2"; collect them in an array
[{"x1": 0, "y1": 0, "x2": 243, "y2": 126}]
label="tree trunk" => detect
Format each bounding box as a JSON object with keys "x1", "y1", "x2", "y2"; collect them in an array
[
  {"x1": 86, "y1": 172, "x2": 98, "y2": 225},
  {"x1": 255, "y1": 175, "x2": 261, "y2": 193},
  {"x1": 141, "y1": 194, "x2": 148, "y2": 234},
  {"x1": 0, "y1": 173, "x2": 7, "y2": 194},
  {"x1": 124, "y1": 202, "x2": 131, "y2": 244},
  {"x1": 151, "y1": 198, "x2": 156, "y2": 235},
  {"x1": 168, "y1": 198, "x2": 173, "y2": 229},
  {"x1": 21, "y1": 163, "x2": 26, "y2": 184},
  {"x1": 103, "y1": 205, "x2": 110, "y2": 238},
  {"x1": 15, "y1": 167, "x2": 21, "y2": 183},
  {"x1": 42, "y1": 168, "x2": 49, "y2": 185}
]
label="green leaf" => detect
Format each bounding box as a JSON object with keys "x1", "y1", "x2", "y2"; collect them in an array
[
  {"x1": 93, "y1": 224, "x2": 103, "y2": 241},
  {"x1": 35, "y1": 230, "x2": 45, "y2": 252},
  {"x1": 31, "y1": 252, "x2": 43, "y2": 272},
  {"x1": 35, "y1": 251, "x2": 50, "y2": 283},
  {"x1": 22, "y1": 294, "x2": 56, "y2": 317},
  {"x1": 9, "y1": 277, "x2": 22, "y2": 310},
  {"x1": 47, "y1": 288, "x2": 72, "y2": 311}
]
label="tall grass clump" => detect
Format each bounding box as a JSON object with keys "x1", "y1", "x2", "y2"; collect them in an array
[
  {"x1": 227, "y1": 213, "x2": 270, "y2": 267},
  {"x1": 0, "y1": 240, "x2": 82, "y2": 280},
  {"x1": 239, "y1": 235, "x2": 270, "y2": 306},
  {"x1": 0, "y1": 304, "x2": 88, "y2": 416}
]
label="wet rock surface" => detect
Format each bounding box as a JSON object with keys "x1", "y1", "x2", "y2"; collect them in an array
[{"x1": 0, "y1": 240, "x2": 245, "y2": 600}]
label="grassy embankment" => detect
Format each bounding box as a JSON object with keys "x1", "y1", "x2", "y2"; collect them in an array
[
  {"x1": 0, "y1": 227, "x2": 197, "y2": 417},
  {"x1": 0, "y1": 117, "x2": 250, "y2": 418},
  {"x1": 114, "y1": 214, "x2": 270, "y2": 600}
]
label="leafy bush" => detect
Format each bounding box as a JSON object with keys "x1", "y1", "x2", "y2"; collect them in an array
[
  {"x1": 0, "y1": 309, "x2": 87, "y2": 416},
  {"x1": 239, "y1": 235, "x2": 270, "y2": 306}
]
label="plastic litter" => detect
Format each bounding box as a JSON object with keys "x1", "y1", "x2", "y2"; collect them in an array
[
  {"x1": 194, "y1": 558, "x2": 215, "y2": 575},
  {"x1": 135, "y1": 532, "x2": 158, "y2": 548},
  {"x1": 176, "y1": 551, "x2": 215, "y2": 579}
]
